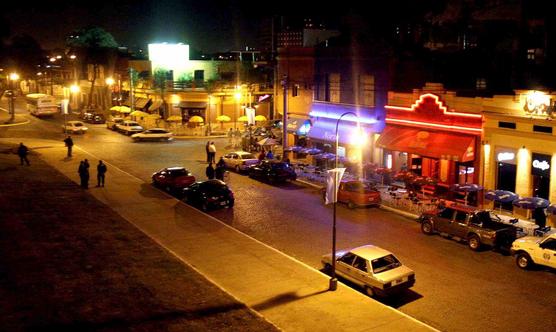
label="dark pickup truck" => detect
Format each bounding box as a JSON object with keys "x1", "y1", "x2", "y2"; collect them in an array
[{"x1": 419, "y1": 203, "x2": 518, "y2": 251}]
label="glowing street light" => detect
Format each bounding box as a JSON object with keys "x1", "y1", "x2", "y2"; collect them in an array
[
  {"x1": 327, "y1": 111, "x2": 366, "y2": 291},
  {"x1": 105, "y1": 77, "x2": 115, "y2": 86}
]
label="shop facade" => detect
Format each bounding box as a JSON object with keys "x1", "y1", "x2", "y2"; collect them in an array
[{"x1": 377, "y1": 91, "x2": 483, "y2": 186}]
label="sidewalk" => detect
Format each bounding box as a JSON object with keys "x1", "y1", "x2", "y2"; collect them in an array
[{"x1": 0, "y1": 138, "x2": 437, "y2": 331}]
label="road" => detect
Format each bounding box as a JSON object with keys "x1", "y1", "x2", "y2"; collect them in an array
[{"x1": 2, "y1": 104, "x2": 555, "y2": 332}]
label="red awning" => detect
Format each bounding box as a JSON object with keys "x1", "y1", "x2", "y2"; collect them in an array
[{"x1": 376, "y1": 126, "x2": 476, "y2": 162}]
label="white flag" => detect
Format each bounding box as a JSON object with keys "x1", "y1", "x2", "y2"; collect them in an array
[{"x1": 325, "y1": 168, "x2": 346, "y2": 204}]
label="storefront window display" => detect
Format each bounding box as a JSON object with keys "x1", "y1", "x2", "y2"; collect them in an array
[{"x1": 531, "y1": 153, "x2": 551, "y2": 199}]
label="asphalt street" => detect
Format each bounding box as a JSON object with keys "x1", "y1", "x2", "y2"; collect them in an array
[{"x1": 1, "y1": 103, "x2": 555, "y2": 332}]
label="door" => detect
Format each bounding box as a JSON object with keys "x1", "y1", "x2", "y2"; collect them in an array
[
  {"x1": 538, "y1": 238, "x2": 556, "y2": 268},
  {"x1": 452, "y1": 210, "x2": 469, "y2": 238},
  {"x1": 351, "y1": 255, "x2": 371, "y2": 287},
  {"x1": 337, "y1": 183, "x2": 347, "y2": 203},
  {"x1": 435, "y1": 207, "x2": 455, "y2": 233},
  {"x1": 336, "y1": 252, "x2": 357, "y2": 283}
]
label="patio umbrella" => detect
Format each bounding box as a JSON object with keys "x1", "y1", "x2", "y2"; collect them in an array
[
  {"x1": 117, "y1": 106, "x2": 131, "y2": 113},
  {"x1": 512, "y1": 197, "x2": 550, "y2": 210},
  {"x1": 216, "y1": 115, "x2": 231, "y2": 122},
  {"x1": 166, "y1": 115, "x2": 182, "y2": 122},
  {"x1": 255, "y1": 115, "x2": 267, "y2": 122},
  {"x1": 305, "y1": 148, "x2": 322, "y2": 155},
  {"x1": 110, "y1": 106, "x2": 122, "y2": 112},
  {"x1": 450, "y1": 183, "x2": 484, "y2": 205},
  {"x1": 130, "y1": 110, "x2": 149, "y2": 117},
  {"x1": 238, "y1": 115, "x2": 249, "y2": 122},
  {"x1": 189, "y1": 115, "x2": 204, "y2": 123},
  {"x1": 257, "y1": 137, "x2": 278, "y2": 146},
  {"x1": 547, "y1": 204, "x2": 556, "y2": 215},
  {"x1": 484, "y1": 190, "x2": 518, "y2": 203}
]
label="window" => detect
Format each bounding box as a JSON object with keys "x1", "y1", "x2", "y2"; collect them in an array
[
  {"x1": 533, "y1": 125, "x2": 552, "y2": 134},
  {"x1": 194, "y1": 70, "x2": 204, "y2": 81},
  {"x1": 498, "y1": 121, "x2": 516, "y2": 129},
  {"x1": 541, "y1": 239, "x2": 556, "y2": 251},
  {"x1": 371, "y1": 254, "x2": 401, "y2": 274},
  {"x1": 438, "y1": 208, "x2": 455, "y2": 219},
  {"x1": 352, "y1": 256, "x2": 368, "y2": 272},
  {"x1": 476, "y1": 78, "x2": 487, "y2": 90},
  {"x1": 328, "y1": 73, "x2": 340, "y2": 103},
  {"x1": 359, "y1": 74, "x2": 375, "y2": 107},
  {"x1": 455, "y1": 211, "x2": 468, "y2": 223},
  {"x1": 527, "y1": 49, "x2": 535, "y2": 60},
  {"x1": 339, "y1": 252, "x2": 356, "y2": 265}
]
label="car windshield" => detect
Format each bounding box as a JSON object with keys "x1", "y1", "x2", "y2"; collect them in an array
[
  {"x1": 371, "y1": 254, "x2": 401, "y2": 274},
  {"x1": 241, "y1": 153, "x2": 255, "y2": 159},
  {"x1": 200, "y1": 182, "x2": 228, "y2": 194},
  {"x1": 73, "y1": 123, "x2": 83, "y2": 127},
  {"x1": 169, "y1": 169, "x2": 188, "y2": 176},
  {"x1": 271, "y1": 163, "x2": 289, "y2": 170}
]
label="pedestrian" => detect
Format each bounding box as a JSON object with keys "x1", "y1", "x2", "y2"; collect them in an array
[
  {"x1": 206, "y1": 162, "x2": 215, "y2": 180},
  {"x1": 258, "y1": 149, "x2": 266, "y2": 161},
  {"x1": 234, "y1": 128, "x2": 241, "y2": 148},
  {"x1": 216, "y1": 156, "x2": 225, "y2": 168},
  {"x1": 533, "y1": 207, "x2": 547, "y2": 228},
  {"x1": 205, "y1": 141, "x2": 210, "y2": 163},
  {"x1": 266, "y1": 150, "x2": 274, "y2": 160},
  {"x1": 215, "y1": 162, "x2": 225, "y2": 181},
  {"x1": 64, "y1": 135, "x2": 74, "y2": 157},
  {"x1": 78, "y1": 160, "x2": 90, "y2": 189},
  {"x1": 208, "y1": 142, "x2": 216, "y2": 163},
  {"x1": 228, "y1": 128, "x2": 233, "y2": 145},
  {"x1": 96, "y1": 160, "x2": 107, "y2": 187},
  {"x1": 17, "y1": 142, "x2": 30, "y2": 166}
]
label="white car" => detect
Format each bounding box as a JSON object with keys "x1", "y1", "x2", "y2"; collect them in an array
[
  {"x1": 512, "y1": 233, "x2": 556, "y2": 270},
  {"x1": 62, "y1": 121, "x2": 88, "y2": 134},
  {"x1": 117, "y1": 120, "x2": 144, "y2": 135},
  {"x1": 131, "y1": 128, "x2": 174, "y2": 142},
  {"x1": 222, "y1": 151, "x2": 259, "y2": 172},
  {"x1": 321, "y1": 244, "x2": 415, "y2": 297}
]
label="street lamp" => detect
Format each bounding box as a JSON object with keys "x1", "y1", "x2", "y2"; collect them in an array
[
  {"x1": 7, "y1": 72, "x2": 19, "y2": 122},
  {"x1": 234, "y1": 90, "x2": 242, "y2": 130},
  {"x1": 328, "y1": 111, "x2": 366, "y2": 291}
]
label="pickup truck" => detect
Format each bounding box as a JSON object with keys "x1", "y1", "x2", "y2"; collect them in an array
[
  {"x1": 511, "y1": 233, "x2": 556, "y2": 270},
  {"x1": 419, "y1": 203, "x2": 518, "y2": 251}
]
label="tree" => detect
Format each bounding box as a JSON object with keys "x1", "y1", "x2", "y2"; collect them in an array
[
  {"x1": 153, "y1": 68, "x2": 170, "y2": 118},
  {"x1": 66, "y1": 26, "x2": 118, "y2": 109}
]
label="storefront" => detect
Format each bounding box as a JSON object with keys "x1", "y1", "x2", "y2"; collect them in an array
[
  {"x1": 286, "y1": 116, "x2": 312, "y2": 147},
  {"x1": 378, "y1": 93, "x2": 482, "y2": 185},
  {"x1": 307, "y1": 101, "x2": 384, "y2": 169}
]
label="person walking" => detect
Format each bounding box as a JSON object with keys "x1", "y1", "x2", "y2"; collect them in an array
[
  {"x1": 17, "y1": 143, "x2": 30, "y2": 166},
  {"x1": 96, "y1": 160, "x2": 107, "y2": 187},
  {"x1": 205, "y1": 141, "x2": 211, "y2": 163},
  {"x1": 266, "y1": 149, "x2": 274, "y2": 160},
  {"x1": 64, "y1": 136, "x2": 74, "y2": 157},
  {"x1": 215, "y1": 162, "x2": 225, "y2": 181},
  {"x1": 228, "y1": 128, "x2": 234, "y2": 146},
  {"x1": 234, "y1": 128, "x2": 241, "y2": 148},
  {"x1": 208, "y1": 142, "x2": 216, "y2": 163},
  {"x1": 205, "y1": 162, "x2": 215, "y2": 180},
  {"x1": 216, "y1": 156, "x2": 225, "y2": 168},
  {"x1": 258, "y1": 149, "x2": 266, "y2": 161},
  {"x1": 78, "y1": 160, "x2": 90, "y2": 189}
]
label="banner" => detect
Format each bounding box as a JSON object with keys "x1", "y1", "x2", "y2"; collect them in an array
[
  {"x1": 325, "y1": 168, "x2": 346, "y2": 204},
  {"x1": 62, "y1": 99, "x2": 69, "y2": 115},
  {"x1": 245, "y1": 107, "x2": 256, "y2": 125}
]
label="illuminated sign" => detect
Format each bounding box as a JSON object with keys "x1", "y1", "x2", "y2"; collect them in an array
[
  {"x1": 497, "y1": 152, "x2": 515, "y2": 162},
  {"x1": 258, "y1": 94, "x2": 270, "y2": 102},
  {"x1": 533, "y1": 159, "x2": 550, "y2": 171},
  {"x1": 148, "y1": 43, "x2": 190, "y2": 81},
  {"x1": 524, "y1": 91, "x2": 553, "y2": 117}
]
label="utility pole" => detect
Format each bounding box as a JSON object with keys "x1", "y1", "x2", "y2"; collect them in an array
[
  {"x1": 282, "y1": 75, "x2": 288, "y2": 159},
  {"x1": 129, "y1": 68, "x2": 135, "y2": 113}
]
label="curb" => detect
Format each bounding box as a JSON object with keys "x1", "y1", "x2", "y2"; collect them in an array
[
  {"x1": 173, "y1": 135, "x2": 227, "y2": 140},
  {"x1": 380, "y1": 204, "x2": 420, "y2": 220},
  {"x1": 295, "y1": 178, "x2": 325, "y2": 190}
]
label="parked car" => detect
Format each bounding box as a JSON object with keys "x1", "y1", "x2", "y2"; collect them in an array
[
  {"x1": 152, "y1": 167, "x2": 196, "y2": 194},
  {"x1": 321, "y1": 244, "x2": 415, "y2": 297},
  {"x1": 62, "y1": 120, "x2": 88, "y2": 134},
  {"x1": 117, "y1": 120, "x2": 144, "y2": 135},
  {"x1": 131, "y1": 128, "x2": 173, "y2": 142},
  {"x1": 418, "y1": 203, "x2": 518, "y2": 251},
  {"x1": 222, "y1": 151, "x2": 259, "y2": 172},
  {"x1": 82, "y1": 112, "x2": 106, "y2": 124},
  {"x1": 511, "y1": 233, "x2": 556, "y2": 270},
  {"x1": 321, "y1": 180, "x2": 381, "y2": 208},
  {"x1": 106, "y1": 117, "x2": 125, "y2": 130},
  {"x1": 248, "y1": 160, "x2": 297, "y2": 183},
  {"x1": 182, "y1": 179, "x2": 234, "y2": 211}
]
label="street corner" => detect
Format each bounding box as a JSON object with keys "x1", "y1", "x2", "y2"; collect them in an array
[{"x1": 0, "y1": 113, "x2": 30, "y2": 126}]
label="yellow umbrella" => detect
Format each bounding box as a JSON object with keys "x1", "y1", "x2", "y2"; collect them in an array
[
  {"x1": 130, "y1": 110, "x2": 149, "y2": 117},
  {"x1": 255, "y1": 115, "x2": 267, "y2": 121},
  {"x1": 166, "y1": 115, "x2": 183, "y2": 122},
  {"x1": 189, "y1": 115, "x2": 204, "y2": 123},
  {"x1": 216, "y1": 115, "x2": 231, "y2": 122},
  {"x1": 118, "y1": 106, "x2": 131, "y2": 113},
  {"x1": 238, "y1": 115, "x2": 249, "y2": 122},
  {"x1": 147, "y1": 113, "x2": 161, "y2": 119},
  {"x1": 110, "y1": 106, "x2": 121, "y2": 111}
]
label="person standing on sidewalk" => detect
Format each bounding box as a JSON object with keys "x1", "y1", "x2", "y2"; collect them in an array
[
  {"x1": 227, "y1": 128, "x2": 233, "y2": 146},
  {"x1": 205, "y1": 162, "x2": 215, "y2": 180},
  {"x1": 208, "y1": 142, "x2": 216, "y2": 164},
  {"x1": 17, "y1": 143, "x2": 30, "y2": 166},
  {"x1": 64, "y1": 136, "x2": 74, "y2": 157},
  {"x1": 78, "y1": 161, "x2": 88, "y2": 189},
  {"x1": 205, "y1": 141, "x2": 210, "y2": 163},
  {"x1": 96, "y1": 160, "x2": 107, "y2": 187}
]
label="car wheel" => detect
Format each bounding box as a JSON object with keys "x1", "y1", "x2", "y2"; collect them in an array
[
  {"x1": 365, "y1": 286, "x2": 374, "y2": 297},
  {"x1": 421, "y1": 221, "x2": 433, "y2": 235},
  {"x1": 347, "y1": 201, "x2": 356, "y2": 209},
  {"x1": 468, "y1": 234, "x2": 481, "y2": 251},
  {"x1": 235, "y1": 165, "x2": 240, "y2": 173},
  {"x1": 516, "y1": 252, "x2": 533, "y2": 269}
]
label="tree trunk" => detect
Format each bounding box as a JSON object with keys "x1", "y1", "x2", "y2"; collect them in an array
[{"x1": 88, "y1": 64, "x2": 98, "y2": 110}]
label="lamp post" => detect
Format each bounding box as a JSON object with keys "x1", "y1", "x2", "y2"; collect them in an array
[
  {"x1": 329, "y1": 111, "x2": 365, "y2": 291},
  {"x1": 207, "y1": 95, "x2": 213, "y2": 136},
  {"x1": 8, "y1": 72, "x2": 19, "y2": 122},
  {"x1": 234, "y1": 89, "x2": 242, "y2": 130}
]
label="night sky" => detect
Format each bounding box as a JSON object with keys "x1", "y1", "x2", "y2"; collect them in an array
[{"x1": 2, "y1": 1, "x2": 437, "y2": 53}]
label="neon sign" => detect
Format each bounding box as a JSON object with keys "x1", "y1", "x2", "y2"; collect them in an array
[
  {"x1": 385, "y1": 93, "x2": 482, "y2": 119},
  {"x1": 533, "y1": 159, "x2": 550, "y2": 171},
  {"x1": 524, "y1": 91, "x2": 552, "y2": 117},
  {"x1": 497, "y1": 152, "x2": 515, "y2": 162}
]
